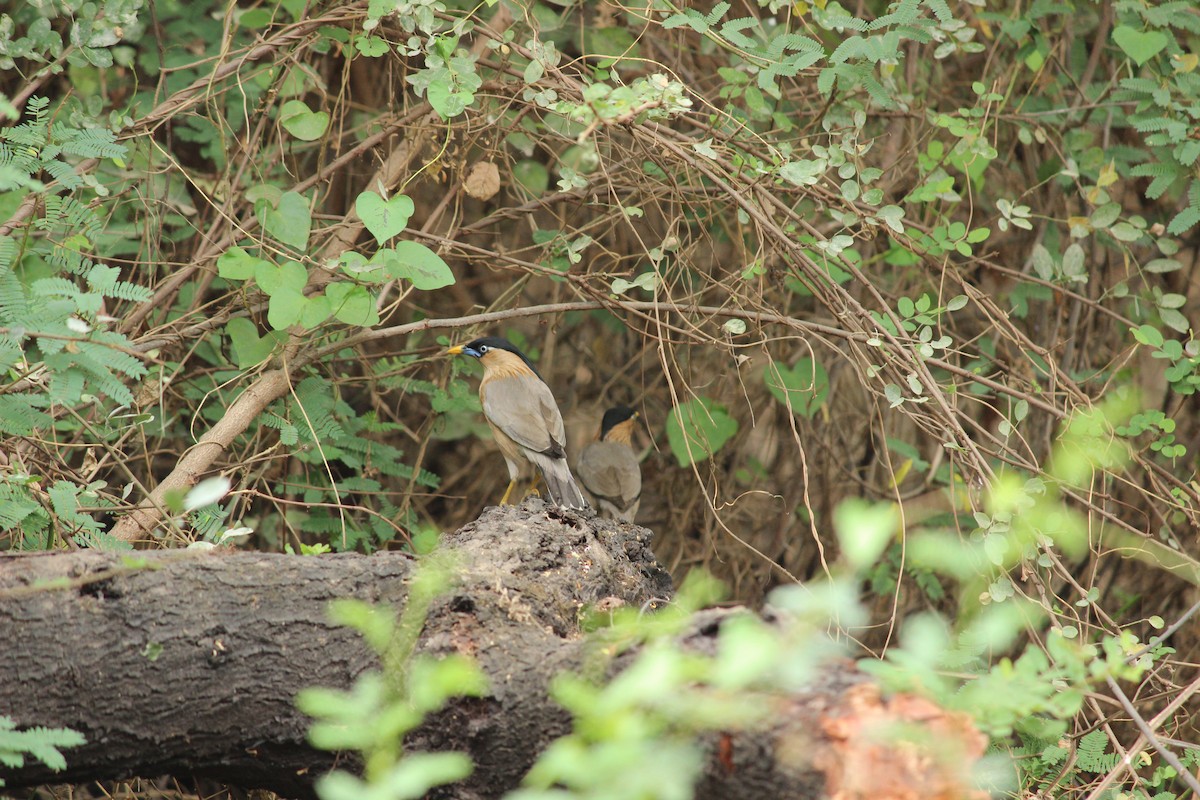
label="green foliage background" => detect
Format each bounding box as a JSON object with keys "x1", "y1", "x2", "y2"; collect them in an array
[{"x1": 3, "y1": 0, "x2": 1200, "y2": 795}]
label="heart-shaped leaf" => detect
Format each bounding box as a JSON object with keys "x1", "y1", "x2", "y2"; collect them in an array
[
  {"x1": 254, "y1": 260, "x2": 308, "y2": 295},
  {"x1": 256, "y1": 191, "x2": 312, "y2": 250},
  {"x1": 217, "y1": 246, "x2": 265, "y2": 281},
  {"x1": 427, "y1": 82, "x2": 472, "y2": 119},
  {"x1": 225, "y1": 317, "x2": 283, "y2": 368},
  {"x1": 279, "y1": 100, "x2": 330, "y2": 141},
  {"x1": 267, "y1": 286, "x2": 306, "y2": 330},
  {"x1": 666, "y1": 397, "x2": 738, "y2": 467},
  {"x1": 325, "y1": 282, "x2": 380, "y2": 327},
  {"x1": 764, "y1": 358, "x2": 829, "y2": 418},
  {"x1": 253, "y1": 261, "x2": 309, "y2": 330},
  {"x1": 376, "y1": 241, "x2": 456, "y2": 290},
  {"x1": 1112, "y1": 25, "x2": 1169, "y2": 67},
  {"x1": 300, "y1": 294, "x2": 332, "y2": 329},
  {"x1": 337, "y1": 251, "x2": 387, "y2": 283},
  {"x1": 356, "y1": 191, "x2": 414, "y2": 244},
  {"x1": 245, "y1": 184, "x2": 281, "y2": 205}
]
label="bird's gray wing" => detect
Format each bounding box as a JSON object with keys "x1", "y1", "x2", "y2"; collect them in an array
[
  {"x1": 577, "y1": 441, "x2": 640, "y2": 507},
  {"x1": 482, "y1": 375, "x2": 565, "y2": 456}
]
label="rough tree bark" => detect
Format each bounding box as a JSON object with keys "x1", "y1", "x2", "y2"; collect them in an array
[{"x1": 1, "y1": 502, "x2": 984, "y2": 799}]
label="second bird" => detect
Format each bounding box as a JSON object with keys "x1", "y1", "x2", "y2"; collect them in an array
[
  {"x1": 447, "y1": 336, "x2": 589, "y2": 510},
  {"x1": 576, "y1": 406, "x2": 642, "y2": 522}
]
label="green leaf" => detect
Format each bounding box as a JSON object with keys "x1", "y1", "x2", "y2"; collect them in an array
[
  {"x1": 325, "y1": 282, "x2": 380, "y2": 327},
  {"x1": 1144, "y1": 258, "x2": 1181, "y2": 273},
  {"x1": 427, "y1": 81, "x2": 469, "y2": 118},
  {"x1": 764, "y1": 358, "x2": 829, "y2": 418},
  {"x1": 317, "y1": 753, "x2": 473, "y2": 800},
  {"x1": 300, "y1": 294, "x2": 333, "y2": 328},
  {"x1": 256, "y1": 191, "x2": 312, "y2": 250},
  {"x1": 1130, "y1": 324, "x2": 1163, "y2": 348},
  {"x1": 356, "y1": 191, "x2": 414, "y2": 244},
  {"x1": 225, "y1": 318, "x2": 282, "y2": 368},
  {"x1": 184, "y1": 476, "x2": 231, "y2": 511},
  {"x1": 408, "y1": 654, "x2": 488, "y2": 712},
  {"x1": 1168, "y1": 205, "x2": 1200, "y2": 235},
  {"x1": 611, "y1": 272, "x2": 658, "y2": 294},
  {"x1": 279, "y1": 100, "x2": 330, "y2": 141},
  {"x1": 1108, "y1": 222, "x2": 1143, "y2": 242},
  {"x1": 1089, "y1": 202, "x2": 1121, "y2": 229},
  {"x1": 885, "y1": 383, "x2": 904, "y2": 407},
  {"x1": 1112, "y1": 25, "x2": 1169, "y2": 67},
  {"x1": 376, "y1": 242, "x2": 456, "y2": 290},
  {"x1": 778, "y1": 159, "x2": 825, "y2": 186},
  {"x1": 252, "y1": 261, "x2": 309, "y2": 330},
  {"x1": 1062, "y1": 243, "x2": 1086, "y2": 281},
  {"x1": 355, "y1": 35, "x2": 389, "y2": 57},
  {"x1": 0, "y1": 718, "x2": 86, "y2": 774},
  {"x1": 834, "y1": 499, "x2": 898, "y2": 570},
  {"x1": 723, "y1": 318, "x2": 746, "y2": 335},
  {"x1": 524, "y1": 59, "x2": 545, "y2": 84},
  {"x1": 1159, "y1": 292, "x2": 1187, "y2": 310},
  {"x1": 267, "y1": 286, "x2": 306, "y2": 330},
  {"x1": 666, "y1": 397, "x2": 738, "y2": 466},
  {"x1": 966, "y1": 226, "x2": 990, "y2": 244},
  {"x1": 238, "y1": 7, "x2": 273, "y2": 27},
  {"x1": 559, "y1": 144, "x2": 599, "y2": 175},
  {"x1": 1159, "y1": 307, "x2": 1189, "y2": 333},
  {"x1": 711, "y1": 616, "x2": 780, "y2": 688},
  {"x1": 254, "y1": 260, "x2": 308, "y2": 295},
  {"x1": 512, "y1": 160, "x2": 549, "y2": 196},
  {"x1": 279, "y1": 0, "x2": 306, "y2": 20},
  {"x1": 580, "y1": 27, "x2": 639, "y2": 67},
  {"x1": 217, "y1": 246, "x2": 265, "y2": 281},
  {"x1": 876, "y1": 205, "x2": 905, "y2": 233},
  {"x1": 1031, "y1": 244, "x2": 1055, "y2": 280},
  {"x1": 1156, "y1": 291, "x2": 1185, "y2": 309},
  {"x1": 337, "y1": 250, "x2": 386, "y2": 283}
]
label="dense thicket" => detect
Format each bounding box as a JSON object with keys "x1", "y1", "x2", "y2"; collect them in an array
[{"x1": 3, "y1": 0, "x2": 1200, "y2": 796}]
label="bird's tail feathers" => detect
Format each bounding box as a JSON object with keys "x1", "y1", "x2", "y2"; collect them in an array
[
  {"x1": 536, "y1": 456, "x2": 590, "y2": 510},
  {"x1": 597, "y1": 497, "x2": 639, "y2": 523}
]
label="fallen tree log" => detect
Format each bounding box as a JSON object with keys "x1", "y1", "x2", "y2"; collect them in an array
[{"x1": 1, "y1": 502, "x2": 985, "y2": 799}]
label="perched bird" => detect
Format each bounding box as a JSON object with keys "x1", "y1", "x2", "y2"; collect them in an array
[
  {"x1": 576, "y1": 406, "x2": 642, "y2": 522},
  {"x1": 447, "y1": 336, "x2": 589, "y2": 509}
]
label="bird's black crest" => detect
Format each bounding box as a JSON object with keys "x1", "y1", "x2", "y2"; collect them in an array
[
  {"x1": 600, "y1": 405, "x2": 638, "y2": 438},
  {"x1": 463, "y1": 336, "x2": 544, "y2": 380}
]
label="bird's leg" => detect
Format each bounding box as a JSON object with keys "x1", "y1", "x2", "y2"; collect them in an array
[
  {"x1": 522, "y1": 481, "x2": 541, "y2": 499},
  {"x1": 499, "y1": 480, "x2": 517, "y2": 505}
]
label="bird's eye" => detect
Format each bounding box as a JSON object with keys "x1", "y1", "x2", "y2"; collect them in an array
[{"x1": 479, "y1": 345, "x2": 490, "y2": 353}]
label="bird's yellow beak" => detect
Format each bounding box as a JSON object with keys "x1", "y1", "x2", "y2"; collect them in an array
[{"x1": 445, "y1": 345, "x2": 464, "y2": 356}]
